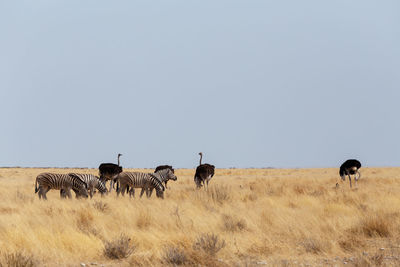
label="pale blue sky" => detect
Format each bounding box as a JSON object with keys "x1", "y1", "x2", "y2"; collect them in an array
[{"x1": 1, "y1": 1, "x2": 399, "y2": 168}]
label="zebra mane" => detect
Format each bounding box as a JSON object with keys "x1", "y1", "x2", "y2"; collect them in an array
[{"x1": 153, "y1": 169, "x2": 170, "y2": 180}]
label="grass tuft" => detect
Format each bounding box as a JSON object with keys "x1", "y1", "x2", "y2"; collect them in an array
[
  {"x1": 193, "y1": 233, "x2": 226, "y2": 256},
  {"x1": 0, "y1": 251, "x2": 38, "y2": 267},
  {"x1": 103, "y1": 234, "x2": 135, "y2": 260},
  {"x1": 162, "y1": 246, "x2": 188, "y2": 265}
]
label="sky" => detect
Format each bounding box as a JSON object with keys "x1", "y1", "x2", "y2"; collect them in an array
[{"x1": 1, "y1": 1, "x2": 399, "y2": 169}]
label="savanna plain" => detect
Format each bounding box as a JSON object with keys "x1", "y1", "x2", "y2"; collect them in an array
[{"x1": 0, "y1": 167, "x2": 400, "y2": 267}]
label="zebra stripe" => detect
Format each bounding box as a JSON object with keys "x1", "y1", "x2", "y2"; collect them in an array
[
  {"x1": 60, "y1": 173, "x2": 107, "y2": 198},
  {"x1": 117, "y1": 172, "x2": 165, "y2": 199},
  {"x1": 35, "y1": 173, "x2": 89, "y2": 200}
]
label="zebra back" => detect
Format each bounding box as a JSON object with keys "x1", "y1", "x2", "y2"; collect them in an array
[
  {"x1": 69, "y1": 173, "x2": 106, "y2": 193},
  {"x1": 124, "y1": 172, "x2": 165, "y2": 192},
  {"x1": 36, "y1": 173, "x2": 88, "y2": 191}
]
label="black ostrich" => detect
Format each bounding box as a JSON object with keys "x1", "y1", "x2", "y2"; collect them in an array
[
  {"x1": 154, "y1": 165, "x2": 175, "y2": 189},
  {"x1": 99, "y1": 153, "x2": 123, "y2": 192},
  {"x1": 339, "y1": 159, "x2": 362, "y2": 188},
  {"x1": 194, "y1": 152, "x2": 215, "y2": 189}
]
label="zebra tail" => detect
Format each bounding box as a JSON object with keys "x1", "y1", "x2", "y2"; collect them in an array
[
  {"x1": 116, "y1": 179, "x2": 119, "y2": 192},
  {"x1": 126, "y1": 185, "x2": 129, "y2": 194},
  {"x1": 34, "y1": 178, "x2": 39, "y2": 193}
]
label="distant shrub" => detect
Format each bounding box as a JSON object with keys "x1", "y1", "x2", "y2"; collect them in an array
[
  {"x1": 93, "y1": 201, "x2": 109, "y2": 212},
  {"x1": 338, "y1": 235, "x2": 365, "y2": 252},
  {"x1": 207, "y1": 185, "x2": 230, "y2": 205},
  {"x1": 15, "y1": 190, "x2": 34, "y2": 203},
  {"x1": 0, "y1": 251, "x2": 38, "y2": 267},
  {"x1": 103, "y1": 234, "x2": 135, "y2": 260},
  {"x1": 221, "y1": 214, "x2": 247, "y2": 232},
  {"x1": 162, "y1": 246, "x2": 187, "y2": 265},
  {"x1": 193, "y1": 233, "x2": 226, "y2": 256},
  {"x1": 300, "y1": 238, "x2": 322, "y2": 254},
  {"x1": 136, "y1": 210, "x2": 152, "y2": 229},
  {"x1": 360, "y1": 215, "x2": 391, "y2": 237},
  {"x1": 76, "y1": 209, "x2": 96, "y2": 235}
]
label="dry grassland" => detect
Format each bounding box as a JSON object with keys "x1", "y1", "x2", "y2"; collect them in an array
[{"x1": 0, "y1": 167, "x2": 400, "y2": 266}]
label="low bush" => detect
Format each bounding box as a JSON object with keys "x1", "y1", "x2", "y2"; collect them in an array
[{"x1": 103, "y1": 234, "x2": 135, "y2": 260}]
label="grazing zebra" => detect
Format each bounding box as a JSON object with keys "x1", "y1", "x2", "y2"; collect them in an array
[
  {"x1": 99, "y1": 153, "x2": 123, "y2": 192},
  {"x1": 339, "y1": 159, "x2": 362, "y2": 188},
  {"x1": 141, "y1": 168, "x2": 177, "y2": 197},
  {"x1": 34, "y1": 173, "x2": 88, "y2": 200},
  {"x1": 194, "y1": 152, "x2": 215, "y2": 189},
  {"x1": 60, "y1": 173, "x2": 107, "y2": 198},
  {"x1": 154, "y1": 165, "x2": 175, "y2": 189},
  {"x1": 116, "y1": 171, "x2": 166, "y2": 199}
]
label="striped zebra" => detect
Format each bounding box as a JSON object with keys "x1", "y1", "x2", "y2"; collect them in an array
[
  {"x1": 116, "y1": 171, "x2": 168, "y2": 199},
  {"x1": 140, "y1": 168, "x2": 177, "y2": 197},
  {"x1": 60, "y1": 173, "x2": 107, "y2": 198},
  {"x1": 34, "y1": 173, "x2": 88, "y2": 200}
]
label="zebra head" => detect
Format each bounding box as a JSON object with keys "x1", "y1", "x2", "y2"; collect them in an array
[
  {"x1": 69, "y1": 174, "x2": 89, "y2": 198},
  {"x1": 156, "y1": 188, "x2": 164, "y2": 199},
  {"x1": 158, "y1": 168, "x2": 177, "y2": 181}
]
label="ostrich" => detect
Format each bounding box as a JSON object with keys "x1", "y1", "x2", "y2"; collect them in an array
[
  {"x1": 339, "y1": 159, "x2": 362, "y2": 188},
  {"x1": 194, "y1": 152, "x2": 215, "y2": 189},
  {"x1": 99, "y1": 153, "x2": 123, "y2": 192}
]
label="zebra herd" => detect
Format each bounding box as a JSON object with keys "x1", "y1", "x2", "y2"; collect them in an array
[
  {"x1": 34, "y1": 152, "x2": 215, "y2": 200},
  {"x1": 34, "y1": 153, "x2": 361, "y2": 200}
]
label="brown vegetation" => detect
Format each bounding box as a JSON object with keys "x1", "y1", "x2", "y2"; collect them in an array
[{"x1": 0, "y1": 167, "x2": 400, "y2": 266}]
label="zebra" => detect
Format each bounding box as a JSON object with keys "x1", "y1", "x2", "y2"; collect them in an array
[
  {"x1": 339, "y1": 159, "x2": 362, "y2": 188},
  {"x1": 34, "y1": 173, "x2": 88, "y2": 200},
  {"x1": 116, "y1": 171, "x2": 167, "y2": 199},
  {"x1": 60, "y1": 173, "x2": 107, "y2": 198},
  {"x1": 154, "y1": 165, "x2": 174, "y2": 189},
  {"x1": 140, "y1": 168, "x2": 177, "y2": 197}
]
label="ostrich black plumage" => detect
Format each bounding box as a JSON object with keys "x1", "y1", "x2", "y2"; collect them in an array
[
  {"x1": 98, "y1": 153, "x2": 123, "y2": 192},
  {"x1": 339, "y1": 159, "x2": 361, "y2": 188},
  {"x1": 194, "y1": 152, "x2": 215, "y2": 189}
]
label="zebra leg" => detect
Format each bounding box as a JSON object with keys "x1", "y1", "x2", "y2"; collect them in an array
[
  {"x1": 41, "y1": 187, "x2": 50, "y2": 200},
  {"x1": 146, "y1": 188, "x2": 151, "y2": 198},
  {"x1": 60, "y1": 189, "x2": 67, "y2": 199},
  {"x1": 140, "y1": 188, "x2": 146, "y2": 198},
  {"x1": 148, "y1": 188, "x2": 154, "y2": 197},
  {"x1": 129, "y1": 188, "x2": 135, "y2": 198},
  {"x1": 120, "y1": 185, "x2": 126, "y2": 197},
  {"x1": 109, "y1": 180, "x2": 114, "y2": 192},
  {"x1": 65, "y1": 188, "x2": 72, "y2": 199},
  {"x1": 38, "y1": 186, "x2": 43, "y2": 199}
]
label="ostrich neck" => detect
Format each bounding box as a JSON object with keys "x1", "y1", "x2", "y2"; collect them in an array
[
  {"x1": 118, "y1": 155, "x2": 120, "y2": 166},
  {"x1": 199, "y1": 154, "x2": 202, "y2": 165}
]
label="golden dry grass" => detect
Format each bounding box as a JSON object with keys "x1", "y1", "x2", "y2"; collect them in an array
[{"x1": 0, "y1": 167, "x2": 400, "y2": 266}]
